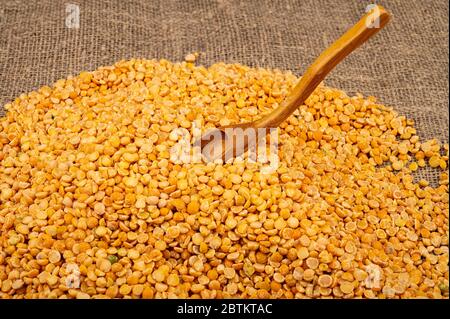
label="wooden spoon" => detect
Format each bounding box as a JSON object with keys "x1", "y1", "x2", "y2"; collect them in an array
[{"x1": 199, "y1": 5, "x2": 390, "y2": 162}]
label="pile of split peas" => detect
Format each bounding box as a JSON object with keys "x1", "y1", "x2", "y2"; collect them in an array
[{"x1": 0, "y1": 55, "x2": 448, "y2": 299}]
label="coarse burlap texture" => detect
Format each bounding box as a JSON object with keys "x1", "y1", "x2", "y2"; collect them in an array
[{"x1": 0, "y1": 0, "x2": 448, "y2": 183}]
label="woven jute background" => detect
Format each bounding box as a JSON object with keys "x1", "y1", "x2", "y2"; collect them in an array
[{"x1": 0, "y1": 0, "x2": 448, "y2": 182}]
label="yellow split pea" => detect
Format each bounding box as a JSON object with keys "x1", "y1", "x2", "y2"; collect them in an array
[{"x1": 0, "y1": 58, "x2": 448, "y2": 299}]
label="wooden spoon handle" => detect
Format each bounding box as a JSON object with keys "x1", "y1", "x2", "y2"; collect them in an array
[{"x1": 255, "y1": 5, "x2": 390, "y2": 128}]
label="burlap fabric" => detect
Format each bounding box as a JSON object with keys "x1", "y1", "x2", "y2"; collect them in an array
[{"x1": 0, "y1": 0, "x2": 448, "y2": 183}]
